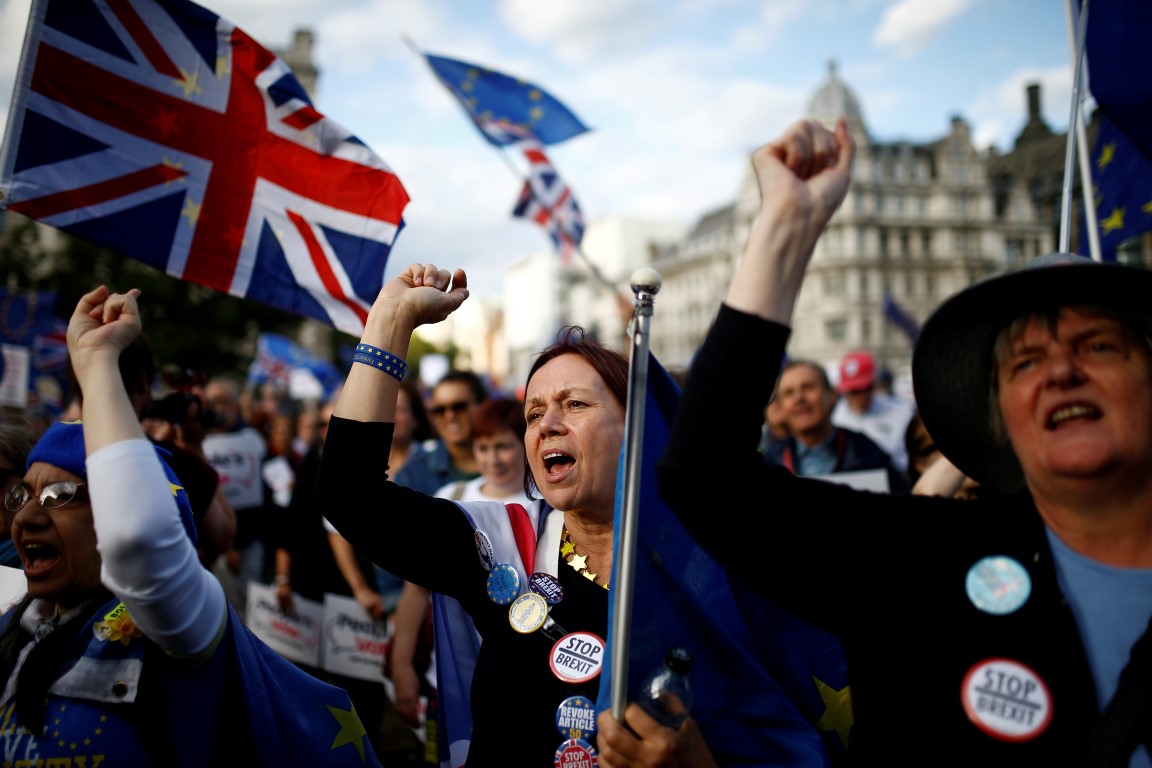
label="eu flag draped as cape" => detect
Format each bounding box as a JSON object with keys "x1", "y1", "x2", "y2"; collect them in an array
[{"x1": 596, "y1": 355, "x2": 852, "y2": 766}]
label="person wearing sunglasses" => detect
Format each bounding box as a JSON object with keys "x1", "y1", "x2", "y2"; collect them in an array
[{"x1": 0, "y1": 286, "x2": 381, "y2": 766}]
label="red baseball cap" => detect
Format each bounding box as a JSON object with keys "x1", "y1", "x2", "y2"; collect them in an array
[{"x1": 838, "y1": 351, "x2": 875, "y2": 393}]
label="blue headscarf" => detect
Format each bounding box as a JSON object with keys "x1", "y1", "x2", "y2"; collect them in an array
[{"x1": 27, "y1": 421, "x2": 197, "y2": 544}]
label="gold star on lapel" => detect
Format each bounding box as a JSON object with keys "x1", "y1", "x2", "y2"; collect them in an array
[{"x1": 568, "y1": 553, "x2": 588, "y2": 570}]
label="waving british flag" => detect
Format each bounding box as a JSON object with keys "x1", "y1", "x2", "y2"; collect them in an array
[
  {"x1": 0, "y1": 0, "x2": 409, "y2": 337},
  {"x1": 511, "y1": 143, "x2": 584, "y2": 265}
]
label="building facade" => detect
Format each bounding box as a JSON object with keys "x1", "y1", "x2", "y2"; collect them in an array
[{"x1": 649, "y1": 61, "x2": 1059, "y2": 389}]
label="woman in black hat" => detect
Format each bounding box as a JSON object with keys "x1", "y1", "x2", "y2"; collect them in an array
[{"x1": 660, "y1": 117, "x2": 1152, "y2": 766}]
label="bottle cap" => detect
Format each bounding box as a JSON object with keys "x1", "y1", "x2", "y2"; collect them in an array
[{"x1": 666, "y1": 646, "x2": 693, "y2": 674}]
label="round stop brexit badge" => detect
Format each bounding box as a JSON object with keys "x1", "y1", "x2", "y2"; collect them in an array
[
  {"x1": 961, "y1": 657, "x2": 1052, "y2": 742},
  {"x1": 549, "y1": 632, "x2": 605, "y2": 684}
]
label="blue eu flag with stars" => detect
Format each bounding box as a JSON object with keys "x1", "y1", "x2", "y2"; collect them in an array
[
  {"x1": 423, "y1": 52, "x2": 590, "y2": 148},
  {"x1": 1087, "y1": 112, "x2": 1152, "y2": 262},
  {"x1": 597, "y1": 354, "x2": 852, "y2": 767}
]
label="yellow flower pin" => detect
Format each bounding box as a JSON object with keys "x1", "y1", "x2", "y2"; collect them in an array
[{"x1": 93, "y1": 602, "x2": 143, "y2": 645}]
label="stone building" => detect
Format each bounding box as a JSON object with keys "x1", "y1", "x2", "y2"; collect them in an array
[{"x1": 650, "y1": 61, "x2": 1060, "y2": 391}]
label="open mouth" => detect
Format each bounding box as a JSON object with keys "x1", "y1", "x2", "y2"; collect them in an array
[
  {"x1": 543, "y1": 451, "x2": 575, "y2": 477},
  {"x1": 1047, "y1": 404, "x2": 1100, "y2": 429},
  {"x1": 22, "y1": 542, "x2": 60, "y2": 575}
]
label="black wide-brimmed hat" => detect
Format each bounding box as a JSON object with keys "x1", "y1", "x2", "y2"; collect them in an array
[{"x1": 912, "y1": 253, "x2": 1152, "y2": 493}]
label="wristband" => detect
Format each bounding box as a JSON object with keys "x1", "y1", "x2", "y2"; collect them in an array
[{"x1": 353, "y1": 343, "x2": 407, "y2": 382}]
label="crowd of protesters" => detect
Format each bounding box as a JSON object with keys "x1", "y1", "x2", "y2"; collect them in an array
[{"x1": 3, "y1": 116, "x2": 1150, "y2": 767}]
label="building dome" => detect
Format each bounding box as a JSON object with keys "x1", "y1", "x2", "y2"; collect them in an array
[{"x1": 807, "y1": 60, "x2": 868, "y2": 143}]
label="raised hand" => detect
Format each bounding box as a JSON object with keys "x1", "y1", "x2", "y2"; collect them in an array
[
  {"x1": 727, "y1": 118, "x2": 855, "y2": 324},
  {"x1": 67, "y1": 286, "x2": 142, "y2": 377},
  {"x1": 370, "y1": 263, "x2": 469, "y2": 330}
]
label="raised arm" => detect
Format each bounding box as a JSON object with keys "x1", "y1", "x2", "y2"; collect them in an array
[
  {"x1": 726, "y1": 117, "x2": 854, "y2": 324},
  {"x1": 333, "y1": 264, "x2": 469, "y2": 425},
  {"x1": 69, "y1": 286, "x2": 225, "y2": 656}
]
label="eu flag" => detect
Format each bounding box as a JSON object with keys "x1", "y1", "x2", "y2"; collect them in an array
[
  {"x1": 882, "y1": 293, "x2": 920, "y2": 345},
  {"x1": 1088, "y1": 111, "x2": 1152, "y2": 261},
  {"x1": 1085, "y1": 0, "x2": 1152, "y2": 164},
  {"x1": 597, "y1": 355, "x2": 851, "y2": 766},
  {"x1": 423, "y1": 53, "x2": 590, "y2": 148}
]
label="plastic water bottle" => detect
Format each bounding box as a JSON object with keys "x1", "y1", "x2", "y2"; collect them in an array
[{"x1": 638, "y1": 646, "x2": 694, "y2": 730}]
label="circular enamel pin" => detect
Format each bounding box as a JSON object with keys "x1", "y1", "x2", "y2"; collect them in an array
[
  {"x1": 555, "y1": 695, "x2": 597, "y2": 739},
  {"x1": 474, "y1": 530, "x2": 496, "y2": 571},
  {"x1": 486, "y1": 563, "x2": 520, "y2": 605},
  {"x1": 530, "y1": 571, "x2": 565, "y2": 604},
  {"x1": 508, "y1": 592, "x2": 548, "y2": 634},
  {"x1": 961, "y1": 657, "x2": 1053, "y2": 742},
  {"x1": 966, "y1": 556, "x2": 1031, "y2": 615},
  {"x1": 550, "y1": 631, "x2": 605, "y2": 684},
  {"x1": 554, "y1": 737, "x2": 598, "y2": 768}
]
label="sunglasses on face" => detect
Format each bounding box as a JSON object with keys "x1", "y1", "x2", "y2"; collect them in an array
[
  {"x1": 429, "y1": 400, "x2": 471, "y2": 417},
  {"x1": 4, "y1": 481, "x2": 87, "y2": 513}
]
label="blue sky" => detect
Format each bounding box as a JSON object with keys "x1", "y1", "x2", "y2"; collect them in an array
[{"x1": 0, "y1": 0, "x2": 1076, "y2": 299}]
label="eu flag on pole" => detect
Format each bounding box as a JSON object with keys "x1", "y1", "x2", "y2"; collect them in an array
[
  {"x1": 1085, "y1": 0, "x2": 1152, "y2": 164},
  {"x1": 597, "y1": 355, "x2": 851, "y2": 767},
  {"x1": 882, "y1": 293, "x2": 920, "y2": 345},
  {"x1": 0, "y1": 0, "x2": 409, "y2": 337},
  {"x1": 423, "y1": 52, "x2": 590, "y2": 148},
  {"x1": 511, "y1": 143, "x2": 585, "y2": 264},
  {"x1": 1089, "y1": 112, "x2": 1152, "y2": 261}
]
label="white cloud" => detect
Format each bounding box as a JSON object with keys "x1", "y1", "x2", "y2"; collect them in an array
[
  {"x1": 0, "y1": 0, "x2": 33, "y2": 133},
  {"x1": 967, "y1": 64, "x2": 1070, "y2": 152},
  {"x1": 872, "y1": 0, "x2": 976, "y2": 57},
  {"x1": 497, "y1": 0, "x2": 669, "y2": 63}
]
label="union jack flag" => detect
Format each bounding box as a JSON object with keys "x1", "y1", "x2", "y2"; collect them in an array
[
  {"x1": 0, "y1": 0, "x2": 409, "y2": 337},
  {"x1": 511, "y1": 143, "x2": 584, "y2": 265}
]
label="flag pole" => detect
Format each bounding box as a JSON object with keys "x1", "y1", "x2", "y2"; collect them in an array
[
  {"x1": 1058, "y1": 0, "x2": 1092, "y2": 256},
  {"x1": 610, "y1": 267, "x2": 661, "y2": 720},
  {"x1": 1063, "y1": 0, "x2": 1101, "y2": 261}
]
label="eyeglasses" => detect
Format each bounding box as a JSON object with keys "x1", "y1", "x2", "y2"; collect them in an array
[
  {"x1": 4, "y1": 481, "x2": 87, "y2": 513},
  {"x1": 429, "y1": 400, "x2": 471, "y2": 417}
]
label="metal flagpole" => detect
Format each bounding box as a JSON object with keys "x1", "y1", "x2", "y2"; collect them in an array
[
  {"x1": 1064, "y1": 0, "x2": 1102, "y2": 261},
  {"x1": 1059, "y1": 0, "x2": 1092, "y2": 256},
  {"x1": 610, "y1": 267, "x2": 661, "y2": 720}
]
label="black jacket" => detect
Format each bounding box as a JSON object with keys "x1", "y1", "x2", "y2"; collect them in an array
[{"x1": 660, "y1": 305, "x2": 1116, "y2": 766}]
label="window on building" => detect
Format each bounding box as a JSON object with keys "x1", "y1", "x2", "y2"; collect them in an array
[
  {"x1": 879, "y1": 228, "x2": 889, "y2": 257},
  {"x1": 823, "y1": 272, "x2": 845, "y2": 296},
  {"x1": 826, "y1": 318, "x2": 847, "y2": 342},
  {"x1": 904, "y1": 272, "x2": 914, "y2": 295},
  {"x1": 858, "y1": 270, "x2": 869, "y2": 295},
  {"x1": 958, "y1": 230, "x2": 971, "y2": 255},
  {"x1": 861, "y1": 317, "x2": 871, "y2": 343},
  {"x1": 926, "y1": 273, "x2": 936, "y2": 297},
  {"x1": 921, "y1": 230, "x2": 932, "y2": 257},
  {"x1": 900, "y1": 230, "x2": 910, "y2": 258},
  {"x1": 875, "y1": 192, "x2": 884, "y2": 214}
]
